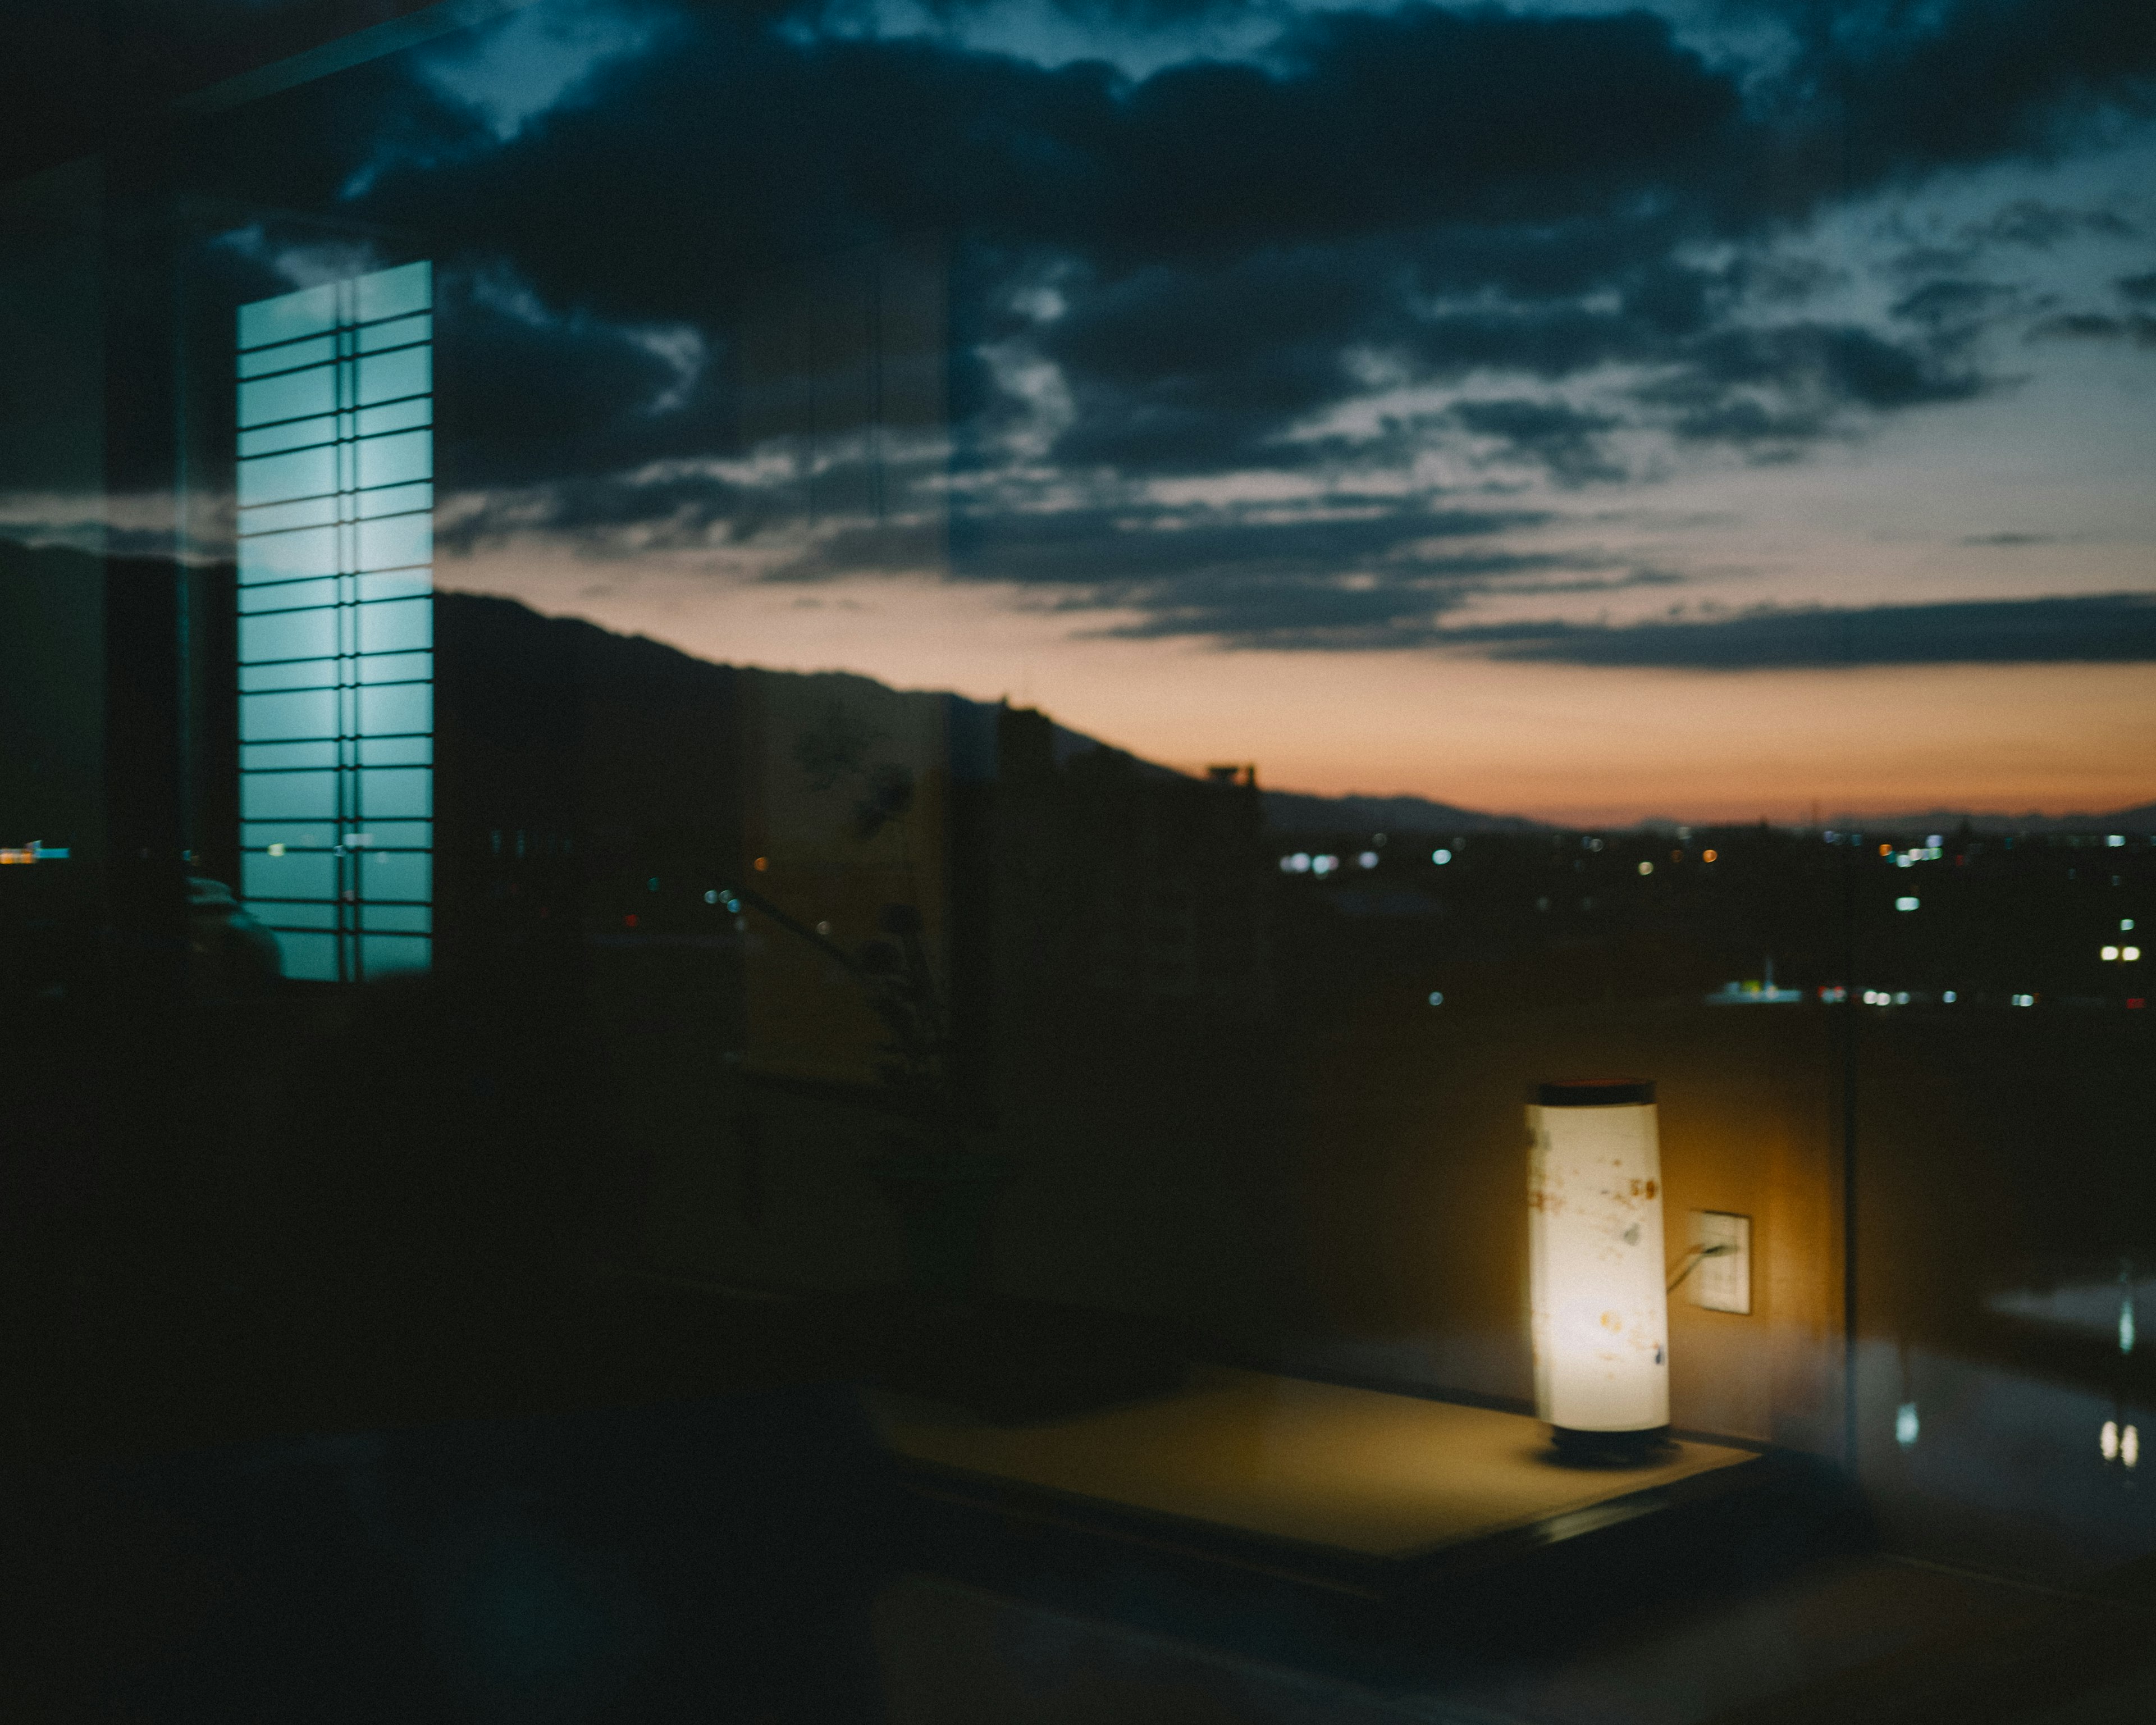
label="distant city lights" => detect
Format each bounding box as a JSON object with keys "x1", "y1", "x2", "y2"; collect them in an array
[
  {"x1": 2108, "y1": 834, "x2": 2127, "y2": 848},
  {"x1": 1427, "y1": 991, "x2": 1445, "y2": 1006},
  {"x1": 1701, "y1": 848, "x2": 1718, "y2": 862},
  {"x1": 1282, "y1": 853, "x2": 1310, "y2": 873},
  {"x1": 2012, "y1": 993, "x2": 2036, "y2": 1007},
  {"x1": 1895, "y1": 1402, "x2": 1920, "y2": 1448},
  {"x1": 2105, "y1": 1421, "x2": 2141, "y2": 1468},
  {"x1": 1431, "y1": 848, "x2": 1452, "y2": 865},
  {"x1": 2104, "y1": 946, "x2": 2120, "y2": 961},
  {"x1": 2103, "y1": 1420, "x2": 2120, "y2": 1461},
  {"x1": 1943, "y1": 991, "x2": 1957, "y2": 1003},
  {"x1": 1896, "y1": 897, "x2": 1919, "y2": 912},
  {"x1": 2103, "y1": 945, "x2": 2142, "y2": 962},
  {"x1": 1312, "y1": 854, "x2": 1340, "y2": 875},
  {"x1": 1356, "y1": 851, "x2": 1380, "y2": 869}
]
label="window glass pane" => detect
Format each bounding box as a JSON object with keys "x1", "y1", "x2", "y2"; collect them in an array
[
  {"x1": 241, "y1": 850, "x2": 336, "y2": 900},
  {"x1": 239, "y1": 606, "x2": 337, "y2": 664},
  {"x1": 238, "y1": 525, "x2": 338, "y2": 585},
  {"x1": 237, "y1": 333, "x2": 336, "y2": 379},
  {"x1": 356, "y1": 513, "x2": 430, "y2": 571},
  {"x1": 358, "y1": 312, "x2": 430, "y2": 353},
  {"x1": 358, "y1": 482, "x2": 431, "y2": 519},
  {"x1": 357, "y1": 569, "x2": 429, "y2": 603},
  {"x1": 237, "y1": 364, "x2": 336, "y2": 429},
  {"x1": 357, "y1": 651, "x2": 431, "y2": 684},
  {"x1": 359, "y1": 850, "x2": 430, "y2": 901},
  {"x1": 355, "y1": 259, "x2": 430, "y2": 323},
  {"x1": 237, "y1": 281, "x2": 337, "y2": 350},
  {"x1": 359, "y1": 767, "x2": 431, "y2": 820},
  {"x1": 357, "y1": 597, "x2": 431, "y2": 655},
  {"x1": 249, "y1": 901, "x2": 340, "y2": 931},
  {"x1": 358, "y1": 682, "x2": 431, "y2": 736},
  {"x1": 355, "y1": 427, "x2": 430, "y2": 489},
  {"x1": 240, "y1": 415, "x2": 336, "y2": 458},
  {"x1": 239, "y1": 688, "x2": 337, "y2": 742},
  {"x1": 45, "y1": 0, "x2": 2150, "y2": 1637},
  {"x1": 266, "y1": 930, "x2": 340, "y2": 981},
  {"x1": 237, "y1": 495, "x2": 338, "y2": 535},
  {"x1": 240, "y1": 742, "x2": 338, "y2": 771},
  {"x1": 357, "y1": 735, "x2": 431, "y2": 766},
  {"x1": 239, "y1": 770, "x2": 339, "y2": 822},
  {"x1": 360, "y1": 903, "x2": 431, "y2": 933},
  {"x1": 236, "y1": 445, "x2": 337, "y2": 506},
  {"x1": 356, "y1": 395, "x2": 430, "y2": 437},
  {"x1": 240, "y1": 823, "x2": 337, "y2": 851},
  {"x1": 239, "y1": 660, "x2": 336, "y2": 693},
  {"x1": 356, "y1": 347, "x2": 428, "y2": 408},
  {"x1": 354, "y1": 822, "x2": 430, "y2": 848}
]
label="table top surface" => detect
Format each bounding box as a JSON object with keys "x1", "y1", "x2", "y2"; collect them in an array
[{"x1": 871, "y1": 1365, "x2": 1760, "y2": 1561}]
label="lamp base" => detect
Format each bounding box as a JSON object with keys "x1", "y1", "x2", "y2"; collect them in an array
[{"x1": 1550, "y1": 1423, "x2": 1674, "y2": 1467}]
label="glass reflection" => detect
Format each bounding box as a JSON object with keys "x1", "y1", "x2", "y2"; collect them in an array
[{"x1": 4, "y1": 1, "x2": 2156, "y2": 1716}]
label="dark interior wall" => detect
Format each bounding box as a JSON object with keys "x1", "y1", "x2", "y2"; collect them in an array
[
  {"x1": 1849, "y1": 1010, "x2": 2156, "y2": 1584},
  {"x1": 0, "y1": 161, "x2": 107, "y2": 900}
]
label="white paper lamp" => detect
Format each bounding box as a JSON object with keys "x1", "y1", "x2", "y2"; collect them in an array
[{"x1": 1528, "y1": 1079, "x2": 1670, "y2": 1459}]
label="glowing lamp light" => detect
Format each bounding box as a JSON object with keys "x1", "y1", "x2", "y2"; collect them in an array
[{"x1": 1528, "y1": 1079, "x2": 1670, "y2": 1461}]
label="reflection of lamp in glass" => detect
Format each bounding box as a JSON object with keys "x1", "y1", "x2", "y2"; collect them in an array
[{"x1": 1528, "y1": 1079, "x2": 1670, "y2": 1461}]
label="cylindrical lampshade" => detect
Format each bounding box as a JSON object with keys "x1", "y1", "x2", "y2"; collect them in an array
[{"x1": 1528, "y1": 1079, "x2": 1669, "y2": 1448}]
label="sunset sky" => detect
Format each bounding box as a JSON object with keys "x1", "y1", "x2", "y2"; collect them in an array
[{"x1": 12, "y1": 0, "x2": 2156, "y2": 823}]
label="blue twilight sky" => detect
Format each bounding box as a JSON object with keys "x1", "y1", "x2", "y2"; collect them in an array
[{"x1": 9, "y1": 0, "x2": 2156, "y2": 820}]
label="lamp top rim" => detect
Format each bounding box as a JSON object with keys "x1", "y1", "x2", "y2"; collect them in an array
[{"x1": 1536, "y1": 1079, "x2": 1655, "y2": 1107}]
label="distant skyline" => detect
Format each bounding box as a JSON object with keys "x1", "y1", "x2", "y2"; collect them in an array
[{"x1": 7, "y1": 0, "x2": 2156, "y2": 823}]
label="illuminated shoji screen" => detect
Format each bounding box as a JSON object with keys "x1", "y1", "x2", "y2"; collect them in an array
[{"x1": 234, "y1": 261, "x2": 433, "y2": 982}]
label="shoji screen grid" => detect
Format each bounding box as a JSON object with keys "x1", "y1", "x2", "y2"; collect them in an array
[{"x1": 234, "y1": 261, "x2": 432, "y2": 982}]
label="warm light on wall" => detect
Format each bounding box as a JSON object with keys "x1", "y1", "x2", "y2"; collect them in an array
[{"x1": 1528, "y1": 1080, "x2": 1670, "y2": 1458}]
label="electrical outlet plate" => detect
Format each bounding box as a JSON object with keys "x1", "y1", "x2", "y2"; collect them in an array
[{"x1": 1690, "y1": 1211, "x2": 1752, "y2": 1314}]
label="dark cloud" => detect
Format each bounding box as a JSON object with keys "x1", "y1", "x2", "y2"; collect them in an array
[
  {"x1": 2026, "y1": 310, "x2": 2156, "y2": 345},
  {"x1": 1081, "y1": 553, "x2": 1665, "y2": 649},
  {"x1": 65, "y1": 0, "x2": 2148, "y2": 655},
  {"x1": 930, "y1": 503, "x2": 1679, "y2": 649},
  {"x1": 1452, "y1": 593, "x2": 2156, "y2": 669},
  {"x1": 1449, "y1": 400, "x2": 1624, "y2": 486},
  {"x1": 1961, "y1": 199, "x2": 2139, "y2": 250},
  {"x1": 433, "y1": 268, "x2": 729, "y2": 488},
  {"x1": 313, "y1": 0, "x2": 2139, "y2": 501},
  {"x1": 2119, "y1": 271, "x2": 2156, "y2": 300},
  {"x1": 1891, "y1": 278, "x2": 2020, "y2": 329},
  {"x1": 950, "y1": 501, "x2": 1546, "y2": 578},
  {"x1": 1756, "y1": 1, "x2": 2156, "y2": 186}
]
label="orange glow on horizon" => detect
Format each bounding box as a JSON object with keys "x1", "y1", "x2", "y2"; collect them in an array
[{"x1": 446, "y1": 557, "x2": 2156, "y2": 830}]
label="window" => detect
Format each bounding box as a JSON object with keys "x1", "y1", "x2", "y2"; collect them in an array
[{"x1": 235, "y1": 261, "x2": 433, "y2": 981}]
